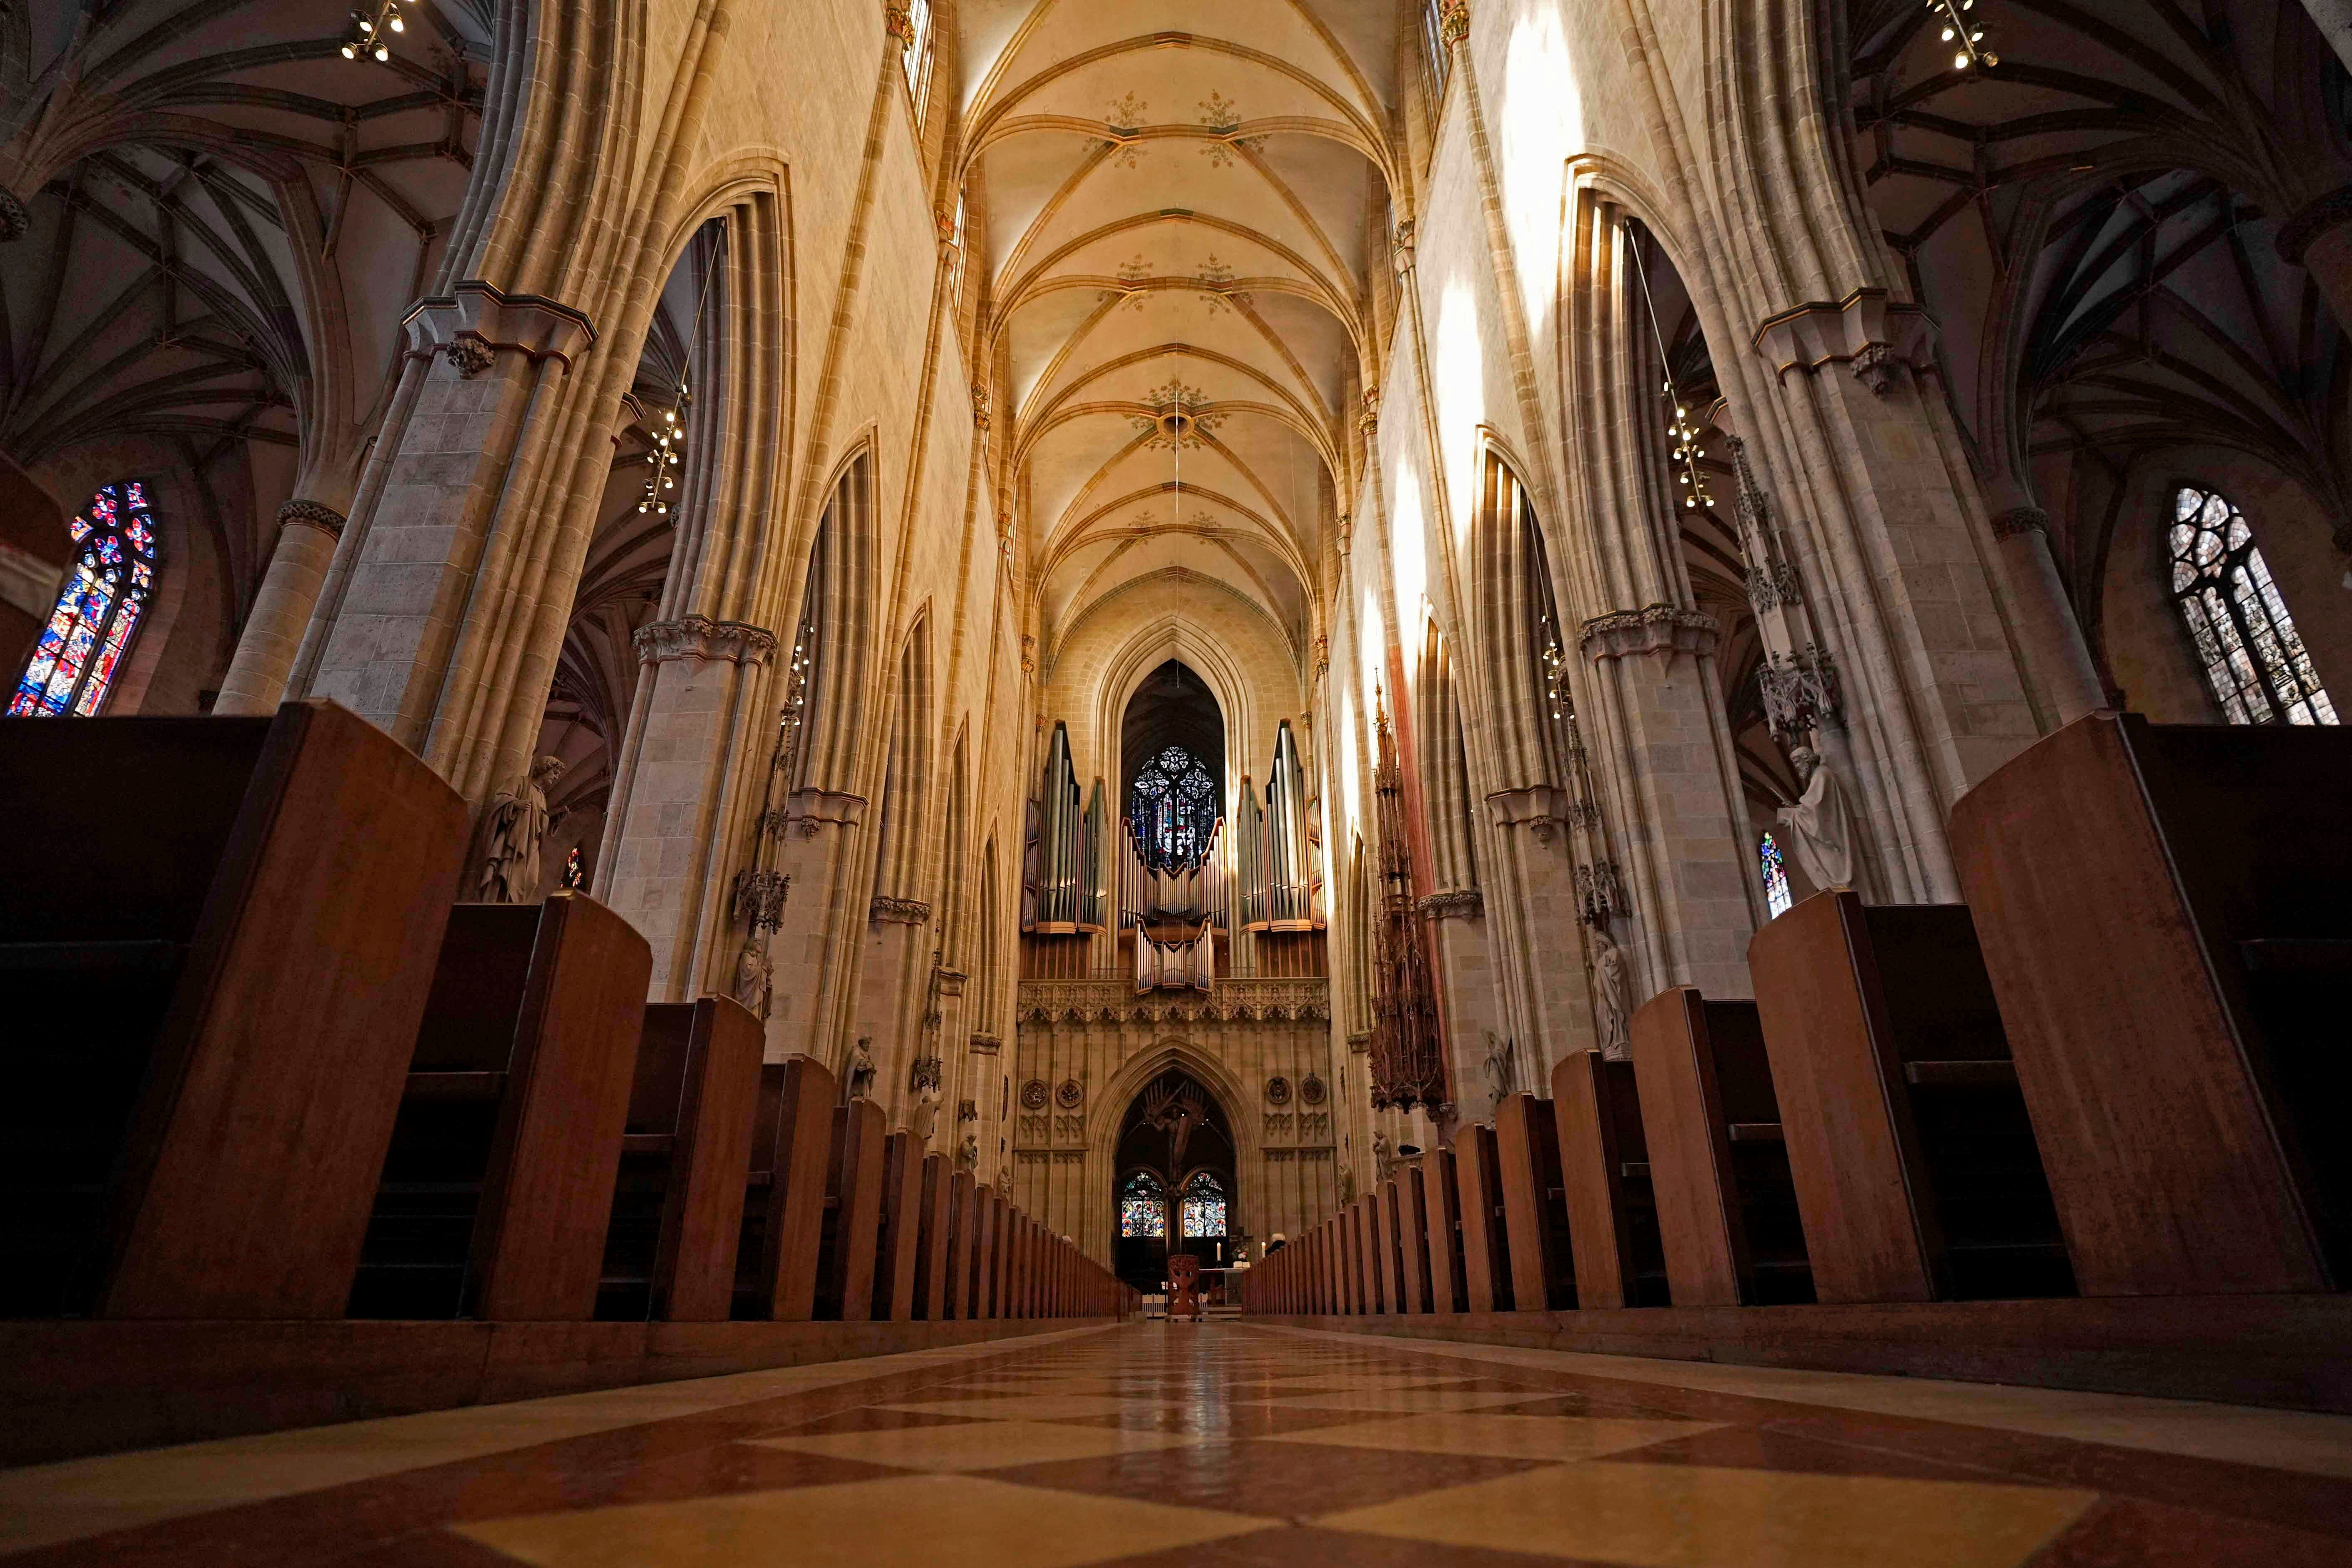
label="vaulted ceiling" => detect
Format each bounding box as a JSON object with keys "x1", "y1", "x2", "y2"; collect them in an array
[{"x1": 957, "y1": 0, "x2": 1400, "y2": 665}]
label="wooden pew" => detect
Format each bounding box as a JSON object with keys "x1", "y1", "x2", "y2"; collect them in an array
[
  {"x1": 974, "y1": 1185, "x2": 999, "y2": 1317},
  {"x1": 1631, "y1": 987, "x2": 1812, "y2": 1306},
  {"x1": 596, "y1": 996, "x2": 763, "y2": 1321},
  {"x1": 1357, "y1": 1193, "x2": 1387, "y2": 1312},
  {"x1": 1395, "y1": 1169, "x2": 1433, "y2": 1312},
  {"x1": 1951, "y1": 712, "x2": 2352, "y2": 1294},
  {"x1": 816, "y1": 1098, "x2": 887, "y2": 1320},
  {"x1": 0, "y1": 700, "x2": 466, "y2": 1320},
  {"x1": 1749, "y1": 890, "x2": 2073, "y2": 1304},
  {"x1": 871, "y1": 1130, "x2": 924, "y2": 1321},
  {"x1": 1552, "y1": 1049, "x2": 1669, "y2": 1308},
  {"x1": 350, "y1": 892, "x2": 651, "y2": 1321},
  {"x1": 940, "y1": 1168, "x2": 972, "y2": 1319},
  {"x1": 1338, "y1": 1199, "x2": 1361, "y2": 1314},
  {"x1": 913, "y1": 1152, "x2": 953, "y2": 1319},
  {"x1": 732, "y1": 1054, "x2": 837, "y2": 1320},
  {"x1": 1454, "y1": 1122, "x2": 1513, "y2": 1312},
  {"x1": 1369, "y1": 1185, "x2": 1397, "y2": 1313},
  {"x1": 1423, "y1": 1147, "x2": 1467, "y2": 1313},
  {"x1": 1493, "y1": 1092, "x2": 1575, "y2": 1310}
]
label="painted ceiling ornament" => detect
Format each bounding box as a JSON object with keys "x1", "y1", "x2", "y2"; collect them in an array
[
  {"x1": 1020, "y1": 1078, "x2": 1050, "y2": 1111},
  {"x1": 1134, "y1": 379, "x2": 1224, "y2": 447},
  {"x1": 1055, "y1": 1077, "x2": 1084, "y2": 1110},
  {"x1": 1103, "y1": 92, "x2": 1148, "y2": 167},
  {"x1": 1266, "y1": 1075, "x2": 1292, "y2": 1106}
]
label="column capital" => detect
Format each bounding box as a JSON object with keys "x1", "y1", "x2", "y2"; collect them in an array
[
  {"x1": 1415, "y1": 888, "x2": 1484, "y2": 920},
  {"x1": 404, "y1": 280, "x2": 599, "y2": 376},
  {"x1": 632, "y1": 615, "x2": 780, "y2": 666},
  {"x1": 1752, "y1": 286, "x2": 1936, "y2": 396},
  {"x1": 1577, "y1": 603, "x2": 1721, "y2": 662},
  {"x1": 275, "y1": 497, "x2": 347, "y2": 538},
  {"x1": 1990, "y1": 505, "x2": 2050, "y2": 539},
  {"x1": 871, "y1": 896, "x2": 934, "y2": 925}
]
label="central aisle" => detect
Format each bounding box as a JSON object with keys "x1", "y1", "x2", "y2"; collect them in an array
[{"x1": 10, "y1": 1322, "x2": 2352, "y2": 1566}]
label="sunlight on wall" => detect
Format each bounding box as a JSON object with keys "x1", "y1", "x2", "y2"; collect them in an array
[
  {"x1": 1359, "y1": 583, "x2": 1386, "y2": 720},
  {"x1": 1434, "y1": 278, "x2": 1485, "y2": 541},
  {"x1": 1388, "y1": 454, "x2": 1429, "y2": 625},
  {"x1": 1500, "y1": 5, "x2": 1582, "y2": 340},
  {"x1": 1337, "y1": 687, "x2": 1361, "y2": 827}
]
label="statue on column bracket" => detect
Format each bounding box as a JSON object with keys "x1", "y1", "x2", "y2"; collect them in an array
[
  {"x1": 911, "y1": 1076, "x2": 942, "y2": 1143},
  {"x1": 1590, "y1": 925, "x2": 1633, "y2": 1062},
  {"x1": 846, "y1": 1037, "x2": 878, "y2": 1102},
  {"x1": 474, "y1": 755, "x2": 565, "y2": 903},
  {"x1": 958, "y1": 1131, "x2": 979, "y2": 1170},
  {"x1": 733, "y1": 940, "x2": 773, "y2": 1020},
  {"x1": 1371, "y1": 1128, "x2": 1393, "y2": 1184},
  {"x1": 1481, "y1": 1030, "x2": 1517, "y2": 1105},
  {"x1": 1777, "y1": 746, "x2": 1856, "y2": 891}
]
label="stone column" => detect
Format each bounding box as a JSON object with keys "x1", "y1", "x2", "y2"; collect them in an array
[
  {"x1": 600, "y1": 616, "x2": 778, "y2": 1000},
  {"x1": 1987, "y1": 504, "x2": 2106, "y2": 723},
  {"x1": 215, "y1": 500, "x2": 345, "y2": 716}
]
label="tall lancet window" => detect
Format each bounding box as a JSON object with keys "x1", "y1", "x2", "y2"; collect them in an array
[
  {"x1": 1760, "y1": 832, "x2": 1792, "y2": 918},
  {"x1": 2169, "y1": 486, "x2": 2336, "y2": 725},
  {"x1": 1179, "y1": 1171, "x2": 1226, "y2": 1238},
  {"x1": 11, "y1": 481, "x2": 161, "y2": 717},
  {"x1": 1130, "y1": 744, "x2": 1218, "y2": 870}
]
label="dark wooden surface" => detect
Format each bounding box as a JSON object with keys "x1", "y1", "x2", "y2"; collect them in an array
[
  {"x1": 1553, "y1": 1049, "x2": 1655, "y2": 1310},
  {"x1": 471, "y1": 893, "x2": 653, "y2": 1322},
  {"x1": 1494, "y1": 1091, "x2": 1572, "y2": 1310},
  {"x1": 1423, "y1": 1147, "x2": 1466, "y2": 1314},
  {"x1": 872, "y1": 1131, "x2": 923, "y2": 1322},
  {"x1": 1749, "y1": 891, "x2": 1940, "y2": 1305},
  {"x1": 758, "y1": 1054, "x2": 836, "y2": 1321},
  {"x1": 941, "y1": 1169, "x2": 971, "y2": 1320},
  {"x1": 64, "y1": 703, "x2": 469, "y2": 1322},
  {"x1": 1454, "y1": 1123, "x2": 1512, "y2": 1313},
  {"x1": 1634, "y1": 988, "x2": 1749, "y2": 1307},
  {"x1": 823, "y1": 1099, "x2": 886, "y2": 1321},
  {"x1": 1397, "y1": 1168, "x2": 1432, "y2": 1313},
  {"x1": 650, "y1": 998, "x2": 761, "y2": 1322},
  {"x1": 1952, "y1": 712, "x2": 2341, "y2": 1294}
]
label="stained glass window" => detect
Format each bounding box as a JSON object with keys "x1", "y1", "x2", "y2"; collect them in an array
[
  {"x1": 2169, "y1": 487, "x2": 2337, "y2": 726},
  {"x1": 1129, "y1": 744, "x2": 1220, "y2": 871},
  {"x1": 1760, "y1": 832, "x2": 1792, "y2": 918},
  {"x1": 1179, "y1": 1172, "x2": 1226, "y2": 1238},
  {"x1": 10, "y1": 481, "x2": 161, "y2": 717},
  {"x1": 898, "y1": 0, "x2": 934, "y2": 119},
  {"x1": 561, "y1": 846, "x2": 586, "y2": 889},
  {"x1": 1119, "y1": 1170, "x2": 1167, "y2": 1239}
]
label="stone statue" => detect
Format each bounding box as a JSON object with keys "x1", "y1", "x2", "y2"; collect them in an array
[
  {"x1": 846, "y1": 1037, "x2": 878, "y2": 1101},
  {"x1": 1482, "y1": 1030, "x2": 1517, "y2": 1104},
  {"x1": 1371, "y1": 1129, "x2": 1393, "y2": 1184},
  {"x1": 475, "y1": 755, "x2": 565, "y2": 903},
  {"x1": 1777, "y1": 746, "x2": 1856, "y2": 892},
  {"x1": 1592, "y1": 925, "x2": 1632, "y2": 1062},
  {"x1": 1336, "y1": 1159, "x2": 1356, "y2": 1205},
  {"x1": 732, "y1": 938, "x2": 773, "y2": 1020},
  {"x1": 958, "y1": 1131, "x2": 979, "y2": 1169},
  {"x1": 911, "y1": 1076, "x2": 942, "y2": 1142}
]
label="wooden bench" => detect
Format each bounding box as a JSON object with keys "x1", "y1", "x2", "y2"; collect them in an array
[
  {"x1": 1952, "y1": 712, "x2": 2352, "y2": 1294},
  {"x1": 1422, "y1": 1146, "x2": 1468, "y2": 1312},
  {"x1": 1452, "y1": 1122, "x2": 1514, "y2": 1311},
  {"x1": 350, "y1": 891, "x2": 653, "y2": 1321},
  {"x1": 595, "y1": 996, "x2": 763, "y2": 1321},
  {"x1": 1749, "y1": 891, "x2": 2073, "y2": 1304},
  {"x1": 933, "y1": 1165, "x2": 970, "y2": 1320},
  {"x1": 815, "y1": 1097, "x2": 887, "y2": 1320},
  {"x1": 729, "y1": 1054, "x2": 836, "y2": 1320},
  {"x1": 1494, "y1": 1092, "x2": 1576, "y2": 1309},
  {"x1": 871, "y1": 1130, "x2": 924, "y2": 1321},
  {"x1": 0, "y1": 701, "x2": 466, "y2": 1320},
  {"x1": 1630, "y1": 987, "x2": 1812, "y2": 1306},
  {"x1": 1392, "y1": 1171, "x2": 1434, "y2": 1312},
  {"x1": 1552, "y1": 1050, "x2": 1670, "y2": 1308}
]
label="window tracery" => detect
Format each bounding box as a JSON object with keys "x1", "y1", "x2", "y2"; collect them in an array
[
  {"x1": 1178, "y1": 1171, "x2": 1226, "y2": 1238},
  {"x1": 2168, "y1": 487, "x2": 2336, "y2": 726},
  {"x1": 1119, "y1": 1170, "x2": 1167, "y2": 1239},
  {"x1": 1128, "y1": 743, "x2": 1219, "y2": 871},
  {"x1": 10, "y1": 481, "x2": 160, "y2": 717}
]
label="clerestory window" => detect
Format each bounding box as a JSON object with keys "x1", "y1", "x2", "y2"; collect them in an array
[
  {"x1": 2168, "y1": 486, "x2": 2336, "y2": 726},
  {"x1": 10, "y1": 481, "x2": 161, "y2": 717}
]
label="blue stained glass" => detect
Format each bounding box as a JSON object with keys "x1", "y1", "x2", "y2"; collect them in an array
[
  {"x1": 10, "y1": 483, "x2": 161, "y2": 719},
  {"x1": 1179, "y1": 1172, "x2": 1226, "y2": 1238},
  {"x1": 1129, "y1": 743, "x2": 1219, "y2": 871},
  {"x1": 1119, "y1": 1171, "x2": 1167, "y2": 1238},
  {"x1": 1761, "y1": 832, "x2": 1792, "y2": 918}
]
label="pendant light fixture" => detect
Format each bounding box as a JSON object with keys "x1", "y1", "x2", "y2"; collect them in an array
[{"x1": 1625, "y1": 221, "x2": 1713, "y2": 514}]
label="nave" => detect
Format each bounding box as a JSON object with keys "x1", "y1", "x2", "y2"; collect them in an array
[{"x1": 7, "y1": 1324, "x2": 2352, "y2": 1567}]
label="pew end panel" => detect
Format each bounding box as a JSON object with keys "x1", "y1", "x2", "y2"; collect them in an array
[
  {"x1": 1552, "y1": 1049, "x2": 1668, "y2": 1310},
  {"x1": 1452, "y1": 1123, "x2": 1513, "y2": 1313},
  {"x1": 1493, "y1": 1092, "x2": 1575, "y2": 1310},
  {"x1": 0, "y1": 702, "x2": 468, "y2": 1322},
  {"x1": 1952, "y1": 712, "x2": 2352, "y2": 1295}
]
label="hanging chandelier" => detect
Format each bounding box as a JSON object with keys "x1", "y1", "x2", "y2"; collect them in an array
[
  {"x1": 1624, "y1": 222, "x2": 1714, "y2": 514},
  {"x1": 638, "y1": 387, "x2": 688, "y2": 516},
  {"x1": 1925, "y1": 0, "x2": 1996, "y2": 70},
  {"x1": 339, "y1": 2, "x2": 403, "y2": 61}
]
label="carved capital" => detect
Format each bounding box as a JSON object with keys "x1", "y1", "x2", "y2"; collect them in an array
[
  {"x1": 275, "y1": 498, "x2": 346, "y2": 538},
  {"x1": 1577, "y1": 603, "x2": 1721, "y2": 662},
  {"x1": 0, "y1": 187, "x2": 28, "y2": 243},
  {"x1": 1484, "y1": 784, "x2": 1566, "y2": 836},
  {"x1": 885, "y1": 6, "x2": 917, "y2": 44},
  {"x1": 1416, "y1": 887, "x2": 1484, "y2": 920},
  {"x1": 1990, "y1": 504, "x2": 2049, "y2": 539},
  {"x1": 1346, "y1": 1030, "x2": 1372, "y2": 1054},
  {"x1": 1437, "y1": 0, "x2": 1470, "y2": 46},
  {"x1": 971, "y1": 387, "x2": 991, "y2": 430},
  {"x1": 2278, "y1": 185, "x2": 2352, "y2": 265},
  {"x1": 968, "y1": 1031, "x2": 1002, "y2": 1054},
  {"x1": 787, "y1": 789, "x2": 868, "y2": 838},
  {"x1": 1390, "y1": 221, "x2": 1416, "y2": 275},
  {"x1": 406, "y1": 280, "x2": 598, "y2": 376},
  {"x1": 1358, "y1": 387, "x2": 1379, "y2": 433},
  {"x1": 870, "y1": 896, "x2": 933, "y2": 925},
  {"x1": 1752, "y1": 288, "x2": 1935, "y2": 395},
  {"x1": 633, "y1": 615, "x2": 780, "y2": 667}
]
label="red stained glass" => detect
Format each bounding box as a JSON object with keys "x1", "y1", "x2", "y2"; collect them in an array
[{"x1": 10, "y1": 482, "x2": 161, "y2": 719}]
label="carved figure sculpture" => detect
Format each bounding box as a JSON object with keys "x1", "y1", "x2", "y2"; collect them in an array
[
  {"x1": 732, "y1": 939, "x2": 773, "y2": 1020},
  {"x1": 475, "y1": 755, "x2": 565, "y2": 903},
  {"x1": 1482, "y1": 1029, "x2": 1517, "y2": 1104},
  {"x1": 911, "y1": 1076, "x2": 942, "y2": 1142},
  {"x1": 1592, "y1": 926, "x2": 1633, "y2": 1062},
  {"x1": 1139, "y1": 1077, "x2": 1208, "y2": 1174},
  {"x1": 846, "y1": 1037, "x2": 878, "y2": 1101},
  {"x1": 1371, "y1": 1129, "x2": 1393, "y2": 1184},
  {"x1": 1167, "y1": 1253, "x2": 1203, "y2": 1322},
  {"x1": 958, "y1": 1131, "x2": 979, "y2": 1169},
  {"x1": 1777, "y1": 746, "x2": 1856, "y2": 892}
]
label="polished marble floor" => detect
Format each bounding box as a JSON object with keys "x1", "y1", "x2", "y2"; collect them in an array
[{"x1": 6, "y1": 1322, "x2": 2352, "y2": 1566}]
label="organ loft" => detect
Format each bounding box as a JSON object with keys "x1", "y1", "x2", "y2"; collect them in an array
[{"x1": 2, "y1": 0, "x2": 2351, "y2": 1563}]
